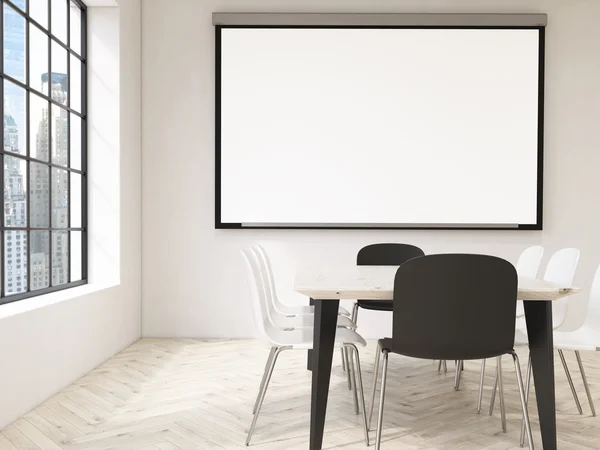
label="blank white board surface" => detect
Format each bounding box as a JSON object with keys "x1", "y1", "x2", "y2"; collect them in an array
[{"x1": 218, "y1": 27, "x2": 542, "y2": 228}]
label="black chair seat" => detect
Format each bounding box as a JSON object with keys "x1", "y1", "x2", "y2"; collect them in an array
[
  {"x1": 378, "y1": 337, "x2": 393, "y2": 352},
  {"x1": 356, "y1": 300, "x2": 393, "y2": 311}
]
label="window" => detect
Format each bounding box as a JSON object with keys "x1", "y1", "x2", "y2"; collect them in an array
[{"x1": 1, "y1": 0, "x2": 86, "y2": 304}]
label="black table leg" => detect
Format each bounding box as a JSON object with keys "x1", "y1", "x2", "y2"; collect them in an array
[
  {"x1": 310, "y1": 299, "x2": 339, "y2": 450},
  {"x1": 524, "y1": 300, "x2": 557, "y2": 450},
  {"x1": 308, "y1": 297, "x2": 315, "y2": 370}
]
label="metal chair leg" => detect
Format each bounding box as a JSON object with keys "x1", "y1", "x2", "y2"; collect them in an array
[
  {"x1": 575, "y1": 350, "x2": 596, "y2": 417},
  {"x1": 512, "y1": 351, "x2": 535, "y2": 450},
  {"x1": 368, "y1": 340, "x2": 382, "y2": 430},
  {"x1": 345, "y1": 348, "x2": 353, "y2": 390},
  {"x1": 341, "y1": 348, "x2": 347, "y2": 372},
  {"x1": 558, "y1": 349, "x2": 583, "y2": 414},
  {"x1": 519, "y1": 354, "x2": 531, "y2": 447},
  {"x1": 443, "y1": 360, "x2": 447, "y2": 372},
  {"x1": 345, "y1": 304, "x2": 359, "y2": 391},
  {"x1": 348, "y1": 347, "x2": 360, "y2": 414},
  {"x1": 246, "y1": 347, "x2": 286, "y2": 446},
  {"x1": 351, "y1": 302, "x2": 359, "y2": 323},
  {"x1": 347, "y1": 344, "x2": 370, "y2": 446},
  {"x1": 489, "y1": 366, "x2": 498, "y2": 415},
  {"x1": 454, "y1": 360, "x2": 463, "y2": 391},
  {"x1": 437, "y1": 360, "x2": 442, "y2": 372},
  {"x1": 477, "y1": 359, "x2": 486, "y2": 413},
  {"x1": 520, "y1": 354, "x2": 532, "y2": 447},
  {"x1": 253, "y1": 347, "x2": 277, "y2": 414},
  {"x1": 498, "y1": 356, "x2": 507, "y2": 433},
  {"x1": 375, "y1": 350, "x2": 389, "y2": 450}
]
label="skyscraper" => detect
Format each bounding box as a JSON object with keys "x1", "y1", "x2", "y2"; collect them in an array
[
  {"x1": 50, "y1": 76, "x2": 69, "y2": 287},
  {"x1": 31, "y1": 73, "x2": 69, "y2": 291},
  {"x1": 3, "y1": 114, "x2": 27, "y2": 294},
  {"x1": 29, "y1": 88, "x2": 50, "y2": 291},
  {"x1": 4, "y1": 72, "x2": 69, "y2": 294}
]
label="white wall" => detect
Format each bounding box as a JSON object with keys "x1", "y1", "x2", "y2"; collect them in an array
[
  {"x1": 0, "y1": 0, "x2": 142, "y2": 429},
  {"x1": 141, "y1": 0, "x2": 600, "y2": 338}
]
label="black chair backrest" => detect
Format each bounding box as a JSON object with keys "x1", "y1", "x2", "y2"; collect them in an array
[
  {"x1": 392, "y1": 254, "x2": 518, "y2": 361},
  {"x1": 357, "y1": 243, "x2": 425, "y2": 266}
]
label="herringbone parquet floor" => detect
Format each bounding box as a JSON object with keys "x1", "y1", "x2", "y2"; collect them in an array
[{"x1": 2, "y1": 339, "x2": 600, "y2": 449}]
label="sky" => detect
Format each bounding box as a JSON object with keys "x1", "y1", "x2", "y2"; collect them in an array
[{"x1": 4, "y1": 0, "x2": 80, "y2": 153}]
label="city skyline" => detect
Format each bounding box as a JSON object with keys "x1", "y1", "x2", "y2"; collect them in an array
[
  {"x1": 3, "y1": 0, "x2": 75, "y2": 295},
  {"x1": 4, "y1": 73, "x2": 69, "y2": 294}
]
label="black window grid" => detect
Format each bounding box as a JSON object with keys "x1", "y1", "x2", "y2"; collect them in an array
[{"x1": 0, "y1": 0, "x2": 87, "y2": 305}]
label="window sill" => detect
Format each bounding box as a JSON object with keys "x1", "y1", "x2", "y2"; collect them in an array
[{"x1": 0, "y1": 281, "x2": 118, "y2": 320}]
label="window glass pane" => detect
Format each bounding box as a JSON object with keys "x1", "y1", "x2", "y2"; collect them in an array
[
  {"x1": 0, "y1": 0, "x2": 86, "y2": 300},
  {"x1": 70, "y1": 55, "x2": 81, "y2": 112},
  {"x1": 11, "y1": 0, "x2": 26, "y2": 12},
  {"x1": 51, "y1": 167, "x2": 68, "y2": 227},
  {"x1": 5, "y1": 230, "x2": 27, "y2": 295},
  {"x1": 3, "y1": 80, "x2": 26, "y2": 155},
  {"x1": 52, "y1": 231, "x2": 68, "y2": 286},
  {"x1": 3, "y1": 3, "x2": 26, "y2": 83},
  {"x1": 69, "y1": 2, "x2": 81, "y2": 55},
  {"x1": 51, "y1": 0, "x2": 67, "y2": 44},
  {"x1": 4, "y1": 156, "x2": 27, "y2": 227},
  {"x1": 30, "y1": 0, "x2": 48, "y2": 29},
  {"x1": 30, "y1": 231, "x2": 49, "y2": 290},
  {"x1": 51, "y1": 104, "x2": 68, "y2": 165},
  {"x1": 70, "y1": 172, "x2": 81, "y2": 228},
  {"x1": 69, "y1": 113, "x2": 81, "y2": 170},
  {"x1": 30, "y1": 162, "x2": 49, "y2": 227},
  {"x1": 70, "y1": 231, "x2": 81, "y2": 282},
  {"x1": 29, "y1": 24, "x2": 49, "y2": 93},
  {"x1": 51, "y1": 41, "x2": 68, "y2": 104},
  {"x1": 30, "y1": 92, "x2": 50, "y2": 161}
]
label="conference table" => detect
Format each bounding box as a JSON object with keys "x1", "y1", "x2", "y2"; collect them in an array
[{"x1": 294, "y1": 265, "x2": 580, "y2": 450}]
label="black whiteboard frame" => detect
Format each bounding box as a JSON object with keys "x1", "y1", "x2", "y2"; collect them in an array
[{"x1": 215, "y1": 24, "x2": 546, "y2": 230}]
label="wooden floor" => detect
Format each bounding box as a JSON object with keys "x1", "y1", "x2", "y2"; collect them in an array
[{"x1": 2, "y1": 339, "x2": 600, "y2": 449}]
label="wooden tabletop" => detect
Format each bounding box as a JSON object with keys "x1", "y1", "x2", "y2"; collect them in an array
[{"x1": 294, "y1": 265, "x2": 580, "y2": 301}]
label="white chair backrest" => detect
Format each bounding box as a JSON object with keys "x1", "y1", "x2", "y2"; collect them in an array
[
  {"x1": 252, "y1": 245, "x2": 282, "y2": 312},
  {"x1": 516, "y1": 246, "x2": 544, "y2": 278},
  {"x1": 515, "y1": 246, "x2": 544, "y2": 318},
  {"x1": 241, "y1": 249, "x2": 277, "y2": 346},
  {"x1": 544, "y1": 248, "x2": 580, "y2": 329},
  {"x1": 250, "y1": 246, "x2": 299, "y2": 327},
  {"x1": 584, "y1": 264, "x2": 600, "y2": 331}
]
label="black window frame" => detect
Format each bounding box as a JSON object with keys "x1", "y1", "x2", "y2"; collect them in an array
[{"x1": 0, "y1": 0, "x2": 87, "y2": 305}]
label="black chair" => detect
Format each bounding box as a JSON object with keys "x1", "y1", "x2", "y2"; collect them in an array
[
  {"x1": 369, "y1": 254, "x2": 533, "y2": 450},
  {"x1": 344, "y1": 244, "x2": 425, "y2": 395},
  {"x1": 352, "y1": 243, "x2": 425, "y2": 320}
]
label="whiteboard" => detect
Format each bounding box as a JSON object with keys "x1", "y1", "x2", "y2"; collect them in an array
[{"x1": 217, "y1": 27, "x2": 543, "y2": 229}]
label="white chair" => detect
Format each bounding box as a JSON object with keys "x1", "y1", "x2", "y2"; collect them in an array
[
  {"x1": 252, "y1": 245, "x2": 356, "y2": 380},
  {"x1": 514, "y1": 261, "x2": 600, "y2": 447},
  {"x1": 474, "y1": 246, "x2": 544, "y2": 414},
  {"x1": 250, "y1": 245, "x2": 357, "y2": 377},
  {"x1": 253, "y1": 245, "x2": 351, "y2": 317},
  {"x1": 251, "y1": 245, "x2": 355, "y2": 330},
  {"x1": 545, "y1": 247, "x2": 581, "y2": 330},
  {"x1": 241, "y1": 248, "x2": 369, "y2": 446},
  {"x1": 489, "y1": 248, "x2": 580, "y2": 441},
  {"x1": 515, "y1": 246, "x2": 545, "y2": 319},
  {"x1": 552, "y1": 264, "x2": 600, "y2": 417}
]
